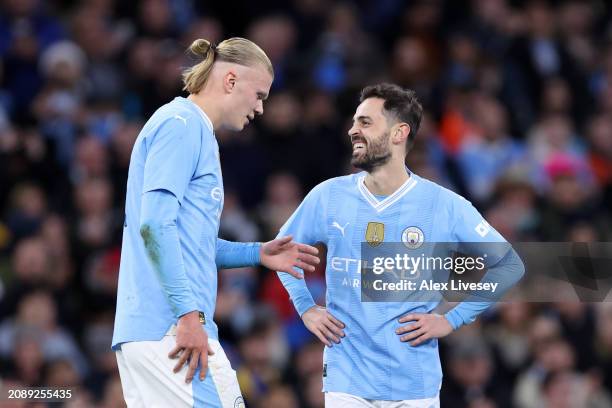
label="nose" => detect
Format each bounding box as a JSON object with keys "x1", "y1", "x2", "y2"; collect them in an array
[
  {"x1": 255, "y1": 100, "x2": 264, "y2": 115},
  {"x1": 348, "y1": 124, "x2": 359, "y2": 139}
]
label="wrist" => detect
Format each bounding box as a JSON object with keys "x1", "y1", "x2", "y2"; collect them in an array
[
  {"x1": 443, "y1": 311, "x2": 460, "y2": 331},
  {"x1": 301, "y1": 304, "x2": 319, "y2": 319},
  {"x1": 178, "y1": 310, "x2": 199, "y2": 324},
  {"x1": 253, "y1": 242, "x2": 262, "y2": 265}
]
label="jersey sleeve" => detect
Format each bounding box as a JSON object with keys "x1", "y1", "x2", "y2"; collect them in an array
[
  {"x1": 142, "y1": 116, "x2": 201, "y2": 204},
  {"x1": 276, "y1": 182, "x2": 328, "y2": 316},
  {"x1": 215, "y1": 239, "x2": 261, "y2": 269},
  {"x1": 444, "y1": 194, "x2": 525, "y2": 330},
  {"x1": 139, "y1": 189, "x2": 198, "y2": 318}
]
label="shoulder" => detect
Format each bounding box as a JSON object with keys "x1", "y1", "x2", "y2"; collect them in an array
[
  {"x1": 415, "y1": 173, "x2": 469, "y2": 205},
  {"x1": 153, "y1": 98, "x2": 207, "y2": 132},
  {"x1": 160, "y1": 98, "x2": 198, "y2": 122},
  {"x1": 309, "y1": 172, "x2": 360, "y2": 196},
  {"x1": 412, "y1": 173, "x2": 475, "y2": 220},
  {"x1": 144, "y1": 99, "x2": 206, "y2": 143},
  {"x1": 438, "y1": 185, "x2": 471, "y2": 207}
]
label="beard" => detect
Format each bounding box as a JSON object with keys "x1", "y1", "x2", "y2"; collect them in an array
[{"x1": 351, "y1": 129, "x2": 392, "y2": 172}]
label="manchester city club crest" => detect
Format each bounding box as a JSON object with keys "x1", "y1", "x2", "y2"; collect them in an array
[
  {"x1": 402, "y1": 226, "x2": 424, "y2": 249},
  {"x1": 366, "y1": 222, "x2": 385, "y2": 247}
]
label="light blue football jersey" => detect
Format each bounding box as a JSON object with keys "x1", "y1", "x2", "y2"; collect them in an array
[
  {"x1": 112, "y1": 97, "x2": 223, "y2": 349},
  {"x1": 277, "y1": 171, "x2": 511, "y2": 400}
]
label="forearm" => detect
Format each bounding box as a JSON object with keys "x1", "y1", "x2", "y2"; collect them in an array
[
  {"x1": 215, "y1": 239, "x2": 261, "y2": 269},
  {"x1": 444, "y1": 247, "x2": 525, "y2": 330},
  {"x1": 140, "y1": 190, "x2": 198, "y2": 318},
  {"x1": 277, "y1": 271, "x2": 316, "y2": 316}
]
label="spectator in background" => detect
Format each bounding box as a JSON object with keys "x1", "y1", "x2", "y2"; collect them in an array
[
  {"x1": 247, "y1": 15, "x2": 298, "y2": 90},
  {"x1": 310, "y1": 2, "x2": 384, "y2": 92},
  {"x1": 539, "y1": 154, "x2": 610, "y2": 240},
  {"x1": 109, "y1": 120, "x2": 141, "y2": 206},
  {"x1": 236, "y1": 309, "x2": 285, "y2": 406},
  {"x1": 4, "y1": 183, "x2": 47, "y2": 243},
  {"x1": 1, "y1": 327, "x2": 44, "y2": 385},
  {"x1": 70, "y1": 4, "x2": 127, "y2": 104},
  {"x1": 0, "y1": 290, "x2": 88, "y2": 378},
  {"x1": 442, "y1": 336, "x2": 512, "y2": 408},
  {"x1": 32, "y1": 41, "x2": 87, "y2": 166},
  {"x1": 456, "y1": 94, "x2": 526, "y2": 203},
  {"x1": 0, "y1": 237, "x2": 50, "y2": 320},
  {"x1": 72, "y1": 177, "x2": 121, "y2": 255},
  {"x1": 486, "y1": 302, "x2": 533, "y2": 384},
  {"x1": 220, "y1": 191, "x2": 260, "y2": 243},
  {"x1": 585, "y1": 114, "x2": 612, "y2": 206},
  {"x1": 0, "y1": 0, "x2": 64, "y2": 118},
  {"x1": 257, "y1": 172, "x2": 303, "y2": 239},
  {"x1": 485, "y1": 170, "x2": 540, "y2": 241},
  {"x1": 527, "y1": 114, "x2": 590, "y2": 189},
  {"x1": 258, "y1": 384, "x2": 299, "y2": 408}
]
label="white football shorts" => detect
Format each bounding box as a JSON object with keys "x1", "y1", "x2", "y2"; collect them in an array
[
  {"x1": 325, "y1": 391, "x2": 440, "y2": 408},
  {"x1": 116, "y1": 326, "x2": 244, "y2": 407}
]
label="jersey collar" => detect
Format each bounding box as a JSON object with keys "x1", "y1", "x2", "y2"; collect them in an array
[
  {"x1": 357, "y1": 171, "x2": 418, "y2": 213},
  {"x1": 185, "y1": 97, "x2": 214, "y2": 133}
]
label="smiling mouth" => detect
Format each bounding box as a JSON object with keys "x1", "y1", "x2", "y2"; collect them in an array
[{"x1": 352, "y1": 137, "x2": 367, "y2": 154}]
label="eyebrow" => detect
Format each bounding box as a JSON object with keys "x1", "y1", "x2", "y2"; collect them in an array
[{"x1": 353, "y1": 115, "x2": 372, "y2": 122}]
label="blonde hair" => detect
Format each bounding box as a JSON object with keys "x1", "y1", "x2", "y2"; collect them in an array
[{"x1": 182, "y1": 37, "x2": 274, "y2": 94}]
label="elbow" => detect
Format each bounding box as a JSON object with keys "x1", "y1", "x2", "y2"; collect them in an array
[
  {"x1": 517, "y1": 259, "x2": 526, "y2": 282},
  {"x1": 139, "y1": 214, "x2": 162, "y2": 246},
  {"x1": 139, "y1": 222, "x2": 153, "y2": 241},
  {"x1": 139, "y1": 214, "x2": 159, "y2": 240},
  {"x1": 139, "y1": 221, "x2": 161, "y2": 266},
  {"x1": 139, "y1": 215, "x2": 174, "y2": 239},
  {"x1": 512, "y1": 249, "x2": 526, "y2": 284},
  {"x1": 139, "y1": 221, "x2": 156, "y2": 249}
]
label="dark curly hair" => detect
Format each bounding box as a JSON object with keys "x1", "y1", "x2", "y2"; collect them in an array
[{"x1": 360, "y1": 83, "x2": 423, "y2": 151}]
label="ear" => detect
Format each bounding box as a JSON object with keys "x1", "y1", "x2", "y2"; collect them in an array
[
  {"x1": 392, "y1": 123, "x2": 411, "y2": 145},
  {"x1": 222, "y1": 70, "x2": 238, "y2": 94}
]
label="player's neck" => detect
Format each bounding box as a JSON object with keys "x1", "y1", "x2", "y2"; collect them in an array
[
  {"x1": 364, "y1": 160, "x2": 410, "y2": 196},
  {"x1": 188, "y1": 93, "x2": 221, "y2": 130}
]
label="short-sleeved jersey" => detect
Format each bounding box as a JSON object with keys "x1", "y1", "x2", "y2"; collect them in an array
[
  {"x1": 112, "y1": 97, "x2": 224, "y2": 349},
  {"x1": 278, "y1": 171, "x2": 507, "y2": 400}
]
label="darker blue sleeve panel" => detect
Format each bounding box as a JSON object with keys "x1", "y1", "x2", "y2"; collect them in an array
[
  {"x1": 139, "y1": 189, "x2": 198, "y2": 318},
  {"x1": 215, "y1": 239, "x2": 261, "y2": 269},
  {"x1": 444, "y1": 247, "x2": 525, "y2": 330}
]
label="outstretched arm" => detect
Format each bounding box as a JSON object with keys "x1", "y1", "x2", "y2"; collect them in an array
[{"x1": 216, "y1": 237, "x2": 319, "y2": 278}]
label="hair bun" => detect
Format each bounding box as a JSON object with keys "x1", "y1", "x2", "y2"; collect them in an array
[{"x1": 189, "y1": 39, "x2": 214, "y2": 57}]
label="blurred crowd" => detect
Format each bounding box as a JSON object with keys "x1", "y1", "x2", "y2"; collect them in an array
[{"x1": 0, "y1": 0, "x2": 611, "y2": 407}]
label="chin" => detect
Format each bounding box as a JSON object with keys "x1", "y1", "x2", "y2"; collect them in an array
[
  {"x1": 351, "y1": 158, "x2": 365, "y2": 169},
  {"x1": 228, "y1": 122, "x2": 245, "y2": 132}
]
